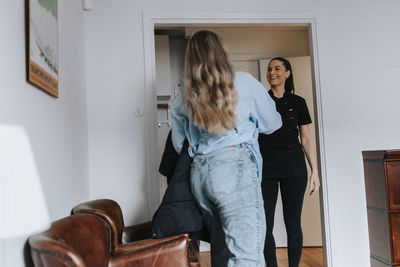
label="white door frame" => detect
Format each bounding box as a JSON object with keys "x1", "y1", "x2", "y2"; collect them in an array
[{"x1": 142, "y1": 12, "x2": 331, "y2": 267}]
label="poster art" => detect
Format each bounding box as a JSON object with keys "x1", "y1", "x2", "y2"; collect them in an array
[{"x1": 27, "y1": 0, "x2": 59, "y2": 97}]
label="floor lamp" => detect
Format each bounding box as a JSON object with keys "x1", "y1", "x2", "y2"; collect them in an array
[{"x1": 0, "y1": 125, "x2": 50, "y2": 266}]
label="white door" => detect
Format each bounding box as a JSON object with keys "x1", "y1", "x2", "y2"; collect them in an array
[
  {"x1": 259, "y1": 56, "x2": 322, "y2": 247},
  {"x1": 155, "y1": 35, "x2": 187, "y2": 201},
  {"x1": 231, "y1": 60, "x2": 260, "y2": 80},
  {"x1": 155, "y1": 35, "x2": 174, "y2": 198}
]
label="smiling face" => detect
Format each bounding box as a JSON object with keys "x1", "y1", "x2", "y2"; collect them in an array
[{"x1": 267, "y1": 59, "x2": 291, "y2": 88}]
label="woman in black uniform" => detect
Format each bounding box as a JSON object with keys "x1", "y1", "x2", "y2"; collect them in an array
[{"x1": 259, "y1": 57, "x2": 320, "y2": 267}]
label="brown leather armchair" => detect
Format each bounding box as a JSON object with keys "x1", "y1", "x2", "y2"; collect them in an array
[
  {"x1": 29, "y1": 213, "x2": 191, "y2": 267},
  {"x1": 71, "y1": 199, "x2": 200, "y2": 266}
]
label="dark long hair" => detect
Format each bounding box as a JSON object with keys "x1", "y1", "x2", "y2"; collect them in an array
[{"x1": 270, "y1": 57, "x2": 295, "y2": 94}]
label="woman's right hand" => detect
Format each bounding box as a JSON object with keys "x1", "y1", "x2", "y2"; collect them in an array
[{"x1": 309, "y1": 171, "x2": 320, "y2": 196}]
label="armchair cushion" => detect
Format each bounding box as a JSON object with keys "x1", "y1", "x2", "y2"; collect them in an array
[{"x1": 122, "y1": 221, "x2": 153, "y2": 243}]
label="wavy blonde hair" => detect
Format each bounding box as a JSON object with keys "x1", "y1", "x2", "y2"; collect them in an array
[{"x1": 184, "y1": 30, "x2": 238, "y2": 135}]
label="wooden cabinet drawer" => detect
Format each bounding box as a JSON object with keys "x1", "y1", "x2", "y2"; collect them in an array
[
  {"x1": 386, "y1": 162, "x2": 400, "y2": 210},
  {"x1": 391, "y1": 213, "x2": 400, "y2": 264}
]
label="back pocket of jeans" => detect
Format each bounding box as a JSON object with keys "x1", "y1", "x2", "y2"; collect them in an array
[{"x1": 208, "y1": 159, "x2": 243, "y2": 198}]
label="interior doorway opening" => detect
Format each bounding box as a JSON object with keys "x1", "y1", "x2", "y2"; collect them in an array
[{"x1": 143, "y1": 15, "x2": 330, "y2": 267}]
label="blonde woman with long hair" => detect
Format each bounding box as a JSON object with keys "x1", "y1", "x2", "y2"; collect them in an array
[{"x1": 171, "y1": 30, "x2": 282, "y2": 267}]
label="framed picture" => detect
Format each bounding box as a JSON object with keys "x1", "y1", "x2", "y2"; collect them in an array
[{"x1": 26, "y1": 0, "x2": 59, "y2": 97}]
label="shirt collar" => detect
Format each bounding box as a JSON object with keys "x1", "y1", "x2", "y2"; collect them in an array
[{"x1": 268, "y1": 90, "x2": 288, "y2": 101}]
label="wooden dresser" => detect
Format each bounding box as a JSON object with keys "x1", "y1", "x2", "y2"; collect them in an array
[{"x1": 363, "y1": 150, "x2": 400, "y2": 267}]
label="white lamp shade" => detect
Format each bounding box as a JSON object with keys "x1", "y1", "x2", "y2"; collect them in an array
[{"x1": 0, "y1": 125, "x2": 50, "y2": 239}]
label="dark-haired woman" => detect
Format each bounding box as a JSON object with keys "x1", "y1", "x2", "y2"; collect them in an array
[{"x1": 258, "y1": 57, "x2": 320, "y2": 267}]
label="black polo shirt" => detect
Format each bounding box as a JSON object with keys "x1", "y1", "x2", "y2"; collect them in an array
[{"x1": 258, "y1": 90, "x2": 312, "y2": 179}]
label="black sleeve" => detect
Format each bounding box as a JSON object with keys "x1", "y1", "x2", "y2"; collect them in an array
[
  {"x1": 298, "y1": 98, "x2": 312, "y2": 125},
  {"x1": 158, "y1": 130, "x2": 179, "y2": 178}
]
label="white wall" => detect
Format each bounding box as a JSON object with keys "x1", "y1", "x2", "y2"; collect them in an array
[
  {"x1": 187, "y1": 26, "x2": 310, "y2": 58},
  {"x1": 84, "y1": 1, "x2": 400, "y2": 267},
  {"x1": 0, "y1": 1, "x2": 88, "y2": 266}
]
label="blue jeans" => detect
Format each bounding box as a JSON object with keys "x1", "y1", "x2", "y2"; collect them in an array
[{"x1": 191, "y1": 144, "x2": 266, "y2": 267}]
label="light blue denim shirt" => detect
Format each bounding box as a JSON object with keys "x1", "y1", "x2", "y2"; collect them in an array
[{"x1": 171, "y1": 71, "x2": 282, "y2": 178}]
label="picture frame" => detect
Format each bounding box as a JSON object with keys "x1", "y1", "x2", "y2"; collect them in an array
[{"x1": 26, "y1": 0, "x2": 59, "y2": 98}]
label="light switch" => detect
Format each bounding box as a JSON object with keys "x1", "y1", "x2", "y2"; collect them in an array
[
  {"x1": 82, "y1": 0, "x2": 94, "y2": 11},
  {"x1": 133, "y1": 107, "x2": 144, "y2": 117}
]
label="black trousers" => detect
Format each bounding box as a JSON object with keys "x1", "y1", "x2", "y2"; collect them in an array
[{"x1": 261, "y1": 175, "x2": 307, "y2": 267}]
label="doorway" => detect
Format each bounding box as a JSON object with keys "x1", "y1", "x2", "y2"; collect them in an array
[{"x1": 143, "y1": 13, "x2": 330, "y2": 267}]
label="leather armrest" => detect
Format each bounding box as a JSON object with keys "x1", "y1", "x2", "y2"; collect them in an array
[
  {"x1": 29, "y1": 235, "x2": 86, "y2": 267},
  {"x1": 122, "y1": 221, "x2": 153, "y2": 243},
  {"x1": 109, "y1": 235, "x2": 189, "y2": 267}
]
